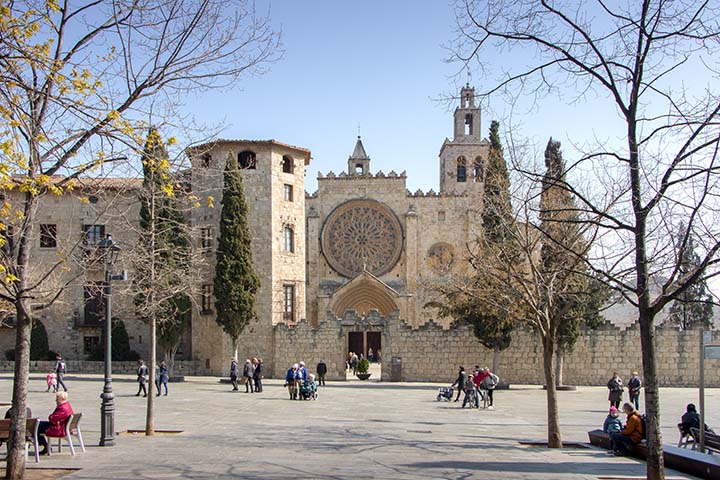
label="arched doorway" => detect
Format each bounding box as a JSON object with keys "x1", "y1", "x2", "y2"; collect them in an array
[{"x1": 329, "y1": 271, "x2": 400, "y2": 381}]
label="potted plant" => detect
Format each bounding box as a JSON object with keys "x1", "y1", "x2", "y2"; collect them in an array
[{"x1": 356, "y1": 358, "x2": 371, "y2": 380}]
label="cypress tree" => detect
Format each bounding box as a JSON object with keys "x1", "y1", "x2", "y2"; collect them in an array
[
  {"x1": 668, "y1": 225, "x2": 713, "y2": 330},
  {"x1": 483, "y1": 120, "x2": 513, "y2": 244},
  {"x1": 29, "y1": 320, "x2": 49, "y2": 361},
  {"x1": 214, "y1": 153, "x2": 260, "y2": 358}
]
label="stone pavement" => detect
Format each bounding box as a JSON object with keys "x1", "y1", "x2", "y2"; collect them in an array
[{"x1": 1, "y1": 371, "x2": 718, "y2": 479}]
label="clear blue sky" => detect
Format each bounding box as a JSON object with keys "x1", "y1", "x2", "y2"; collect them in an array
[
  {"x1": 178, "y1": 1, "x2": 651, "y2": 194},
  {"x1": 183, "y1": 1, "x2": 472, "y2": 193}
]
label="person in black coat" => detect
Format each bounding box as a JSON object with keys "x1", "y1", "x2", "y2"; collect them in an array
[
  {"x1": 451, "y1": 366, "x2": 466, "y2": 402},
  {"x1": 316, "y1": 360, "x2": 327, "y2": 386},
  {"x1": 253, "y1": 358, "x2": 264, "y2": 393}
]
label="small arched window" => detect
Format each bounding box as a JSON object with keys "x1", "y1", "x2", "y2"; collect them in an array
[
  {"x1": 456, "y1": 156, "x2": 467, "y2": 183},
  {"x1": 283, "y1": 226, "x2": 294, "y2": 253},
  {"x1": 282, "y1": 155, "x2": 294, "y2": 174},
  {"x1": 238, "y1": 151, "x2": 256, "y2": 169},
  {"x1": 473, "y1": 156, "x2": 483, "y2": 181}
]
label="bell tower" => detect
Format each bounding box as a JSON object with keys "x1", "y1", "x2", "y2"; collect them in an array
[
  {"x1": 439, "y1": 84, "x2": 489, "y2": 194},
  {"x1": 348, "y1": 136, "x2": 370, "y2": 175}
]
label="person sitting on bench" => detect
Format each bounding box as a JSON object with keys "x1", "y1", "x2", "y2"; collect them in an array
[
  {"x1": 680, "y1": 403, "x2": 714, "y2": 435},
  {"x1": 610, "y1": 402, "x2": 643, "y2": 456},
  {"x1": 37, "y1": 392, "x2": 73, "y2": 456}
]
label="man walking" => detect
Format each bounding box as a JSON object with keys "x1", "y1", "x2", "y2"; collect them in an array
[{"x1": 54, "y1": 354, "x2": 68, "y2": 392}]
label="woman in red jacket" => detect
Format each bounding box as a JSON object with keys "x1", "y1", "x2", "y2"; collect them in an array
[{"x1": 38, "y1": 391, "x2": 73, "y2": 455}]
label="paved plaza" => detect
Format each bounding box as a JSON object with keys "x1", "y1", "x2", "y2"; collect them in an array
[{"x1": 1, "y1": 369, "x2": 718, "y2": 479}]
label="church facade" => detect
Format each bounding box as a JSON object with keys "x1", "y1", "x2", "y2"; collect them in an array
[{"x1": 188, "y1": 85, "x2": 489, "y2": 378}]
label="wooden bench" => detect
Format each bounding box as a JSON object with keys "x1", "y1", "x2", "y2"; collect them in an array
[
  {"x1": 0, "y1": 418, "x2": 41, "y2": 463},
  {"x1": 589, "y1": 429, "x2": 720, "y2": 479},
  {"x1": 691, "y1": 427, "x2": 720, "y2": 455}
]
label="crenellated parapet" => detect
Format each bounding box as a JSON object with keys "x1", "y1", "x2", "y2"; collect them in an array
[
  {"x1": 317, "y1": 170, "x2": 407, "y2": 180},
  {"x1": 406, "y1": 188, "x2": 468, "y2": 198}
]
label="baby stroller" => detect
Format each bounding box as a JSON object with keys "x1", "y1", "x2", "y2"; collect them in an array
[
  {"x1": 299, "y1": 379, "x2": 318, "y2": 400},
  {"x1": 437, "y1": 386, "x2": 454, "y2": 402}
]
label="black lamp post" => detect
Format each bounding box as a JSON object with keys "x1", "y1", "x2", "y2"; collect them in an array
[{"x1": 97, "y1": 233, "x2": 122, "y2": 447}]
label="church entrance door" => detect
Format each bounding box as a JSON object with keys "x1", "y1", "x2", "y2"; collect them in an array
[{"x1": 346, "y1": 331, "x2": 382, "y2": 380}]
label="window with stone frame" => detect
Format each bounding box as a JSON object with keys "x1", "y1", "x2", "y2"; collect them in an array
[
  {"x1": 282, "y1": 225, "x2": 294, "y2": 253},
  {"x1": 456, "y1": 157, "x2": 467, "y2": 182},
  {"x1": 283, "y1": 284, "x2": 295, "y2": 323},
  {"x1": 40, "y1": 224, "x2": 57, "y2": 248},
  {"x1": 473, "y1": 156, "x2": 483, "y2": 181},
  {"x1": 201, "y1": 226, "x2": 214, "y2": 252},
  {"x1": 201, "y1": 284, "x2": 213, "y2": 314},
  {"x1": 282, "y1": 155, "x2": 294, "y2": 174},
  {"x1": 83, "y1": 336, "x2": 100, "y2": 355},
  {"x1": 82, "y1": 224, "x2": 105, "y2": 247},
  {"x1": 283, "y1": 184, "x2": 293, "y2": 202},
  {"x1": 200, "y1": 153, "x2": 212, "y2": 168}
]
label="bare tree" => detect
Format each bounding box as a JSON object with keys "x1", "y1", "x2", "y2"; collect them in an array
[
  {"x1": 451, "y1": 1, "x2": 720, "y2": 477},
  {"x1": 0, "y1": 1, "x2": 279, "y2": 477}
]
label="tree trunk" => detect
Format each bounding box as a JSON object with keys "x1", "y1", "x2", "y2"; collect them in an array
[
  {"x1": 6, "y1": 305, "x2": 31, "y2": 480},
  {"x1": 145, "y1": 315, "x2": 156, "y2": 436},
  {"x1": 492, "y1": 346, "x2": 500, "y2": 374},
  {"x1": 232, "y1": 337, "x2": 238, "y2": 360},
  {"x1": 542, "y1": 335, "x2": 562, "y2": 448},
  {"x1": 639, "y1": 310, "x2": 664, "y2": 479},
  {"x1": 555, "y1": 349, "x2": 564, "y2": 387}
]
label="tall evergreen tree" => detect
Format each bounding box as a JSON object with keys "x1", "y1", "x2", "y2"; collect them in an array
[
  {"x1": 483, "y1": 120, "x2": 513, "y2": 244},
  {"x1": 214, "y1": 153, "x2": 260, "y2": 358},
  {"x1": 539, "y1": 138, "x2": 597, "y2": 388},
  {"x1": 668, "y1": 226, "x2": 713, "y2": 330},
  {"x1": 133, "y1": 127, "x2": 192, "y2": 435}
]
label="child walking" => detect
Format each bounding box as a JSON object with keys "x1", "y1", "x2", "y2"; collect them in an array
[{"x1": 46, "y1": 370, "x2": 57, "y2": 392}]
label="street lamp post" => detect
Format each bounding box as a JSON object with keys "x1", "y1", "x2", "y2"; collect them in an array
[{"x1": 98, "y1": 233, "x2": 122, "y2": 447}]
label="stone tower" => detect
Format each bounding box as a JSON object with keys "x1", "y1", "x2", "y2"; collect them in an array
[
  {"x1": 439, "y1": 84, "x2": 490, "y2": 194},
  {"x1": 347, "y1": 136, "x2": 371, "y2": 175},
  {"x1": 187, "y1": 140, "x2": 310, "y2": 375}
]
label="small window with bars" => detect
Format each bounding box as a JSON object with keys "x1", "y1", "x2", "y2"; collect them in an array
[{"x1": 283, "y1": 284, "x2": 295, "y2": 323}]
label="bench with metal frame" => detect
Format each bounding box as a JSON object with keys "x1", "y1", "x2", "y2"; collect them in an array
[{"x1": 0, "y1": 418, "x2": 41, "y2": 463}]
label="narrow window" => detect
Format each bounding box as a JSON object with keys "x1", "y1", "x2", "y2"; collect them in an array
[
  {"x1": 201, "y1": 285, "x2": 213, "y2": 314},
  {"x1": 40, "y1": 224, "x2": 57, "y2": 248},
  {"x1": 201, "y1": 153, "x2": 212, "y2": 168},
  {"x1": 238, "y1": 151, "x2": 257, "y2": 170},
  {"x1": 283, "y1": 284, "x2": 295, "y2": 323},
  {"x1": 284, "y1": 184, "x2": 293, "y2": 202},
  {"x1": 282, "y1": 155, "x2": 294, "y2": 174},
  {"x1": 456, "y1": 157, "x2": 467, "y2": 183},
  {"x1": 464, "y1": 114, "x2": 473, "y2": 135},
  {"x1": 283, "y1": 226, "x2": 294, "y2": 253},
  {"x1": 473, "y1": 157, "x2": 483, "y2": 181},
  {"x1": 438, "y1": 211, "x2": 446, "y2": 222},
  {"x1": 83, "y1": 282, "x2": 105, "y2": 325},
  {"x1": 201, "y1": 226, "x2": 214, "y2": 252}
]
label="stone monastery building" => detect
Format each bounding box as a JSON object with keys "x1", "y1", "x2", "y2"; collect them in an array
[{"x1": 2, "y1": 85, "x2": 717, "y2": 386}]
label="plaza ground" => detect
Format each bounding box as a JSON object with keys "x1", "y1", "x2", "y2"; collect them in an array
[{"x1": 1, "y1": 369, "x2": 718, "y2": 479}]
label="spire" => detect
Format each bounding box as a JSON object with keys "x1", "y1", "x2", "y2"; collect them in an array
[
  {"x1": 348, "y1": 135, "x2": 371, "y2": 175},
  {"x1": 350, "y1": 136, "x2": 369, "y2": 160}
]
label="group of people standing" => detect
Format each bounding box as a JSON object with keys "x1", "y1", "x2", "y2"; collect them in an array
[
  {"x1": 229, "y1": 357, "x2": 264, "y2": 393},
  {"x1": 607, "y1": 371, "x2": 643, "y2": 410},
  {"x1": 135, "y1": 359, "x2": 169, "y2": 397},
  {"x1": 452, "y1": 365, "x2": 500, "y2": 409}
]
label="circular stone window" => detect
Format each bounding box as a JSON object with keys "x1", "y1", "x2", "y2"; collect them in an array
[
  {"x1": 427, "y1": 243, "x2": 455, "y2": 274},
  {"x1": 321, "y1": 199, "x2": 403, "y2": 278}
]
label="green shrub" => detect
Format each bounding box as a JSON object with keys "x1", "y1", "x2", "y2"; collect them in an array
[
  {"x1": 30, "y1": 320, "x2": 50, "y2": 361},
  {"x1": 357, "y1": 358, "x2": 370, "y2": 374}
]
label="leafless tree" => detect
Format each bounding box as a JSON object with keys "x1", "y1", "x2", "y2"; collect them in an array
[
  {"x1": 0, "y1": 1, "x2": 280, "y2": 477},
  {"x1": 451, "y1": 1, "x2": 720, "y2": 477}
]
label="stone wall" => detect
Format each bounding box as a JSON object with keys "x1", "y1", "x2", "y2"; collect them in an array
[
  {"x1": 270, "y1": 316, "x2": 720, "y2": 387},
  {"x1": 0, "y1": 359, "x2": 210, "y2": 376}
]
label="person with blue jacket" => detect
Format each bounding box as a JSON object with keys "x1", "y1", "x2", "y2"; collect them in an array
[
  {"x1": 285, "y1": 364, "x2": 300, "y2": 399},
  {"x1": 603, "y1": 406, "x2": 623, "y2": 434}
]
